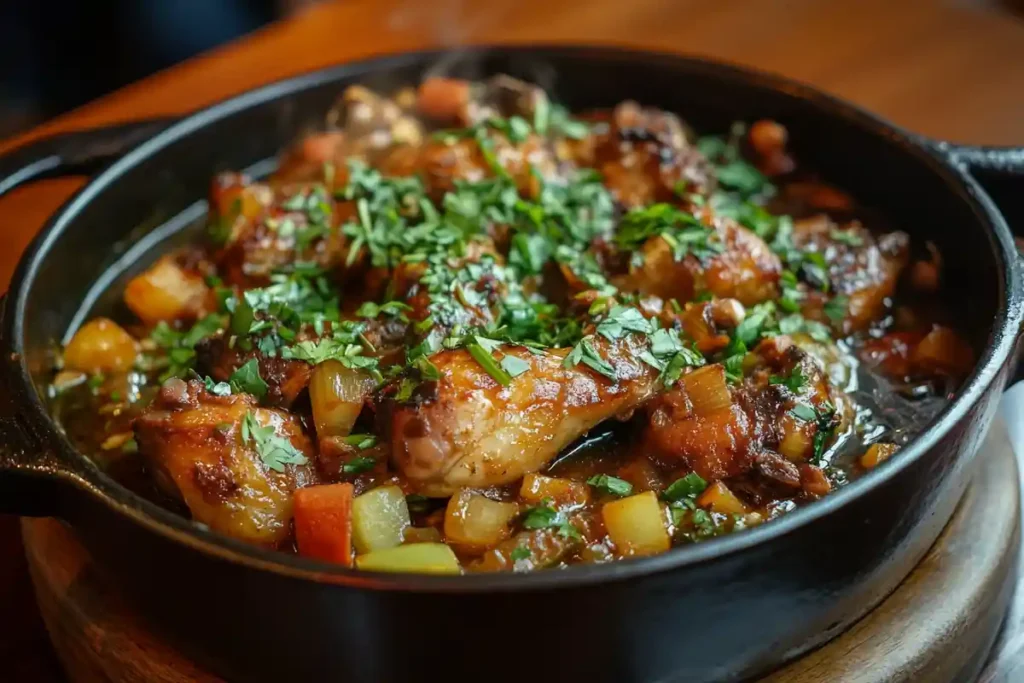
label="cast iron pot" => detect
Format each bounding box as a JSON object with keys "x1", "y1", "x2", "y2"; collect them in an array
[{"x1": 0, "y1": 46, "x2": 1022, "y2": 683}]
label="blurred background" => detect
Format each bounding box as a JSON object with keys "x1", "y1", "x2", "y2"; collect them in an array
[{"x1": 0, "y1": 0, "x2": 316, "y2": 138}]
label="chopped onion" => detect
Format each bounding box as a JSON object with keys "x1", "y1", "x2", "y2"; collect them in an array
[
  {"x1": 309, "y1": 360, "x2": 375, "y2": 439},
  {"x1": 444, "y1": 489, "x2": 519, "y2": 552},
  {"x1": 681, "y1": 364, "x2": 731, "y2": 416}
]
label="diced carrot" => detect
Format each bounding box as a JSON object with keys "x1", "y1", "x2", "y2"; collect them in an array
[
  {"x1": 859, "y1": 443, "x2": 899, "y2": 470},
  {"x1": 294, "y1": 483, "x2": 355, "y2": 566},
  {"x1": 417, "y1": 77, "x2": 471, "y2": 122}
]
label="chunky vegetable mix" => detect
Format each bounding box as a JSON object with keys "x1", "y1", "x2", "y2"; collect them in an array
[{"x1": 50, "y1": 76, "x2": 975, "y2": 574}]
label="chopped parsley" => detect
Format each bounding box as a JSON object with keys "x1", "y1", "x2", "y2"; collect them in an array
[
  {"x1": 770, "y1": 366, "x2": 807, "y2": 394},
  {"x1": 510, "y1": 545, "x2": 531, "y2": 561},
  {"x1": 586, "y1": 474, "x2": 633, "y2": 497},
  {"x1": 228, "y1": 358, "x2": 268, "y2": 399},
  {"x1": 662, "y1": 473, "x2": 708, "y2": 502},
  {"x1": 240, "y1": 411, "x2": 308, "y2": 472}
]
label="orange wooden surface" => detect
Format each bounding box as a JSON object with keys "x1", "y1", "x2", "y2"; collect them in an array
[{"x1": 1, "y1": 0, "x2": 1024, "y2": 679}]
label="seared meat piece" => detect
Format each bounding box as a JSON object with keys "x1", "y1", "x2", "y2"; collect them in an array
[
  {"x1": 209, "y1": 175, "x2": 350, "y2": 288},
  {"x1": 645, "y1": 335, "x2": 846, "y2": 480},
  {"x1": 388, "y1": 335, "x2": 658, "y2": 497},
  {"x1": 616, "y1": 214, "x2": 782, "y2": 305},
  {"x1": 793, "y1": 216, "x2": 910, "y2": 333},
  {"x1": 194, "y1": 334, "x2": 313, "y2": 409},
  {"x1": 378, "y1": 132, "x2": 557, "y2": 200},
  {"x1": 135, "y1": 379, "x2": 318, "y2": 547},
  {"x1": 584, "y1": 101, "x2": 715, "y2": 208}
]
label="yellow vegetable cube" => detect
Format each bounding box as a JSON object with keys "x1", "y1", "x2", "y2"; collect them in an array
[
  {"x1": 352, "y1": 485, "x2": 410, "y2": 554},
  {"x1": 444, "y1": 489, "x2": 518, "y2": 551},
  {"x1": 601, "y1": 491, "x2": 671, "y2": 557},
  {"x1": 356, "y1": 543, "x2": 462, "y2": 575}
]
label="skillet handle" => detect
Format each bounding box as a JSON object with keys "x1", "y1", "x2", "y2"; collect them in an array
[
  {"x1": 0, "y1": 117, "x2": 176, "y2": 198},
  {"x1": 0, "y1": 122, "x2": 174, "y2": 513},
  {"x1": 941, "y1": 145, "x2": 1024, "y2": 243},
  {"x1": 942, "y1": 145, "x2": 1024, "y2": 386},
  {"x1": 0, "y1": 296, "x2": 82, "y2": 517}
]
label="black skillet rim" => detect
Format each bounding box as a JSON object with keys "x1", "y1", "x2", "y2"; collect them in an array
[{"x1": 6, "y1": 43, "x2": 1022, "y2": 592}]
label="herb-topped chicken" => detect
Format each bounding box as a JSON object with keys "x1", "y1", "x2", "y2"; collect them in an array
[{"x1": 50, "y1": 75, "x2": 973, "y2": 574}]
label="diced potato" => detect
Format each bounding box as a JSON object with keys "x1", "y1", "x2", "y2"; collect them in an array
[
  {"x1": 63, "y1": 318, "x2": 138, "y2": 374},
  {"x1": 356, "y1": 543, "x2": 462, "y2": 575},
  {"x1": 697, "y1": 481, "x2": 749, "y2": 516},
  {"x1": 352, "y1": 485, "x2": 410, "y2": 554},
  {"x1": 601, "y1": 491, "x2": 671, "y2": 557},
  {"x1": 860, "y1": 442, "x2": 899, "y2": 470},
  {"x1": 124, "y1": 257, "x2": 209, "y2": 325},
  {"x1": 519, "y1": 474, "x2": 589, "y2": 506},
  {"x1": 444, "y1": 489, "x2": 519, "y2": 551}
]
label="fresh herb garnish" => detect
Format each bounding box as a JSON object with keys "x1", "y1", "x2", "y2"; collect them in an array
[
  {"x1": 662, "y1": 473, "x2": 708, "y2": 502},
  {"x1": 342, "y1": 456, "x2": 377, "y2": 474},
  {"x1": 587, "y1": 474, "x2": 633, "y2": 497},
  {"x1": 510, "y1": 545, "x2": 531, "y2": 561},
  {"x1": 240, "y1": 411, "x2": 308, "y2": 472},
  {"x1": 228, "y1": 358, "x2": 268, "y2": 399}
]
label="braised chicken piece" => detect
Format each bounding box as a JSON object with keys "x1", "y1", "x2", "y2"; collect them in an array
[
  {"x1": 614, "y1": 209, "x2": 782, "y2": 305},
  {"x1": 584, "y1": 101, "x2": 715, "y2": 207},
  {"x1": 645, "y1": 335, "x2": 845, "y2": 483},
  {"x1": 791, "y1": 215, "x2": 910, "y2": 333},
  {"x1": 388, "y1": 335, "x2": 658, "y2": 496},
  {"x1": 53, "y1": 75, "x2": 973, "y2": 574},
  {"x1": 209, "y1": 177, "x2": 350, "y2": 288},
  {"x1": 134, "y1": 379, "x2": 318, "y2": 547}
]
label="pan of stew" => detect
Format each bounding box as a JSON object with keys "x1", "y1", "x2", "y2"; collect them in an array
[{"x1": 0, "y1": 46, "x2": 1022, "y2": 683}]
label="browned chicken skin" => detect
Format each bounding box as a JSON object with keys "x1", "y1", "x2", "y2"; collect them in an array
[
  {"x1": 389, "y1": 335, "x2": 659, "y2": 496},
  {"x1": 645, "y1": 335, "x2": 844, "y2": 481},
  {"x1": 135, "y1": 379, "x2": 318, "y2": 546}
]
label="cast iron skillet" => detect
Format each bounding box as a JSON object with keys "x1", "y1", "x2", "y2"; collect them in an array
[{"x1": 0, "y1": 46, "x2": 1022, "y2": 683}]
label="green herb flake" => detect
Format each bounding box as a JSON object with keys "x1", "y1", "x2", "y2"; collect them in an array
[
  {"x1": 342, "y1": 455, "x2": 377, "y2": 474},
  {"x1": 499, "y1": 354, "x2": 531, "y2": 379},
  {"x1": 662, "y1": 473, "x2": 708, "y2": 502},
  {"x1": 228, "y1": 358, "x2": 268, "y2": 399},
  {"x1": 521, "y1": 504, "x2": 559, "y2": 530},
  {"x1": 241, "y1": 411, "x2": 308, "y2": 472},
  {"x1": 342, "y1": 433, "x2": 378, "y2": 450},
  {"x1": 586, "y1": 474, "x2": 634, "y2": 497},
  {"x1": 511, "y1": 545, "x2": 531, "y2": 561},
  {"x1": 790, "y1": 403, "x2": 817, "y2": 422}
]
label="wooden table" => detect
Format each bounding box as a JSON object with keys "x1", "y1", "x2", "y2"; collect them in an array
[{"x1": 3, "y1": 0, "x2": 1024, "y2": 679}]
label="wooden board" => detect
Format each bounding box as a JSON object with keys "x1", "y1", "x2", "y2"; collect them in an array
[{"x1": 21, "y1": 419, "x2": 1019, "y2": 683}]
